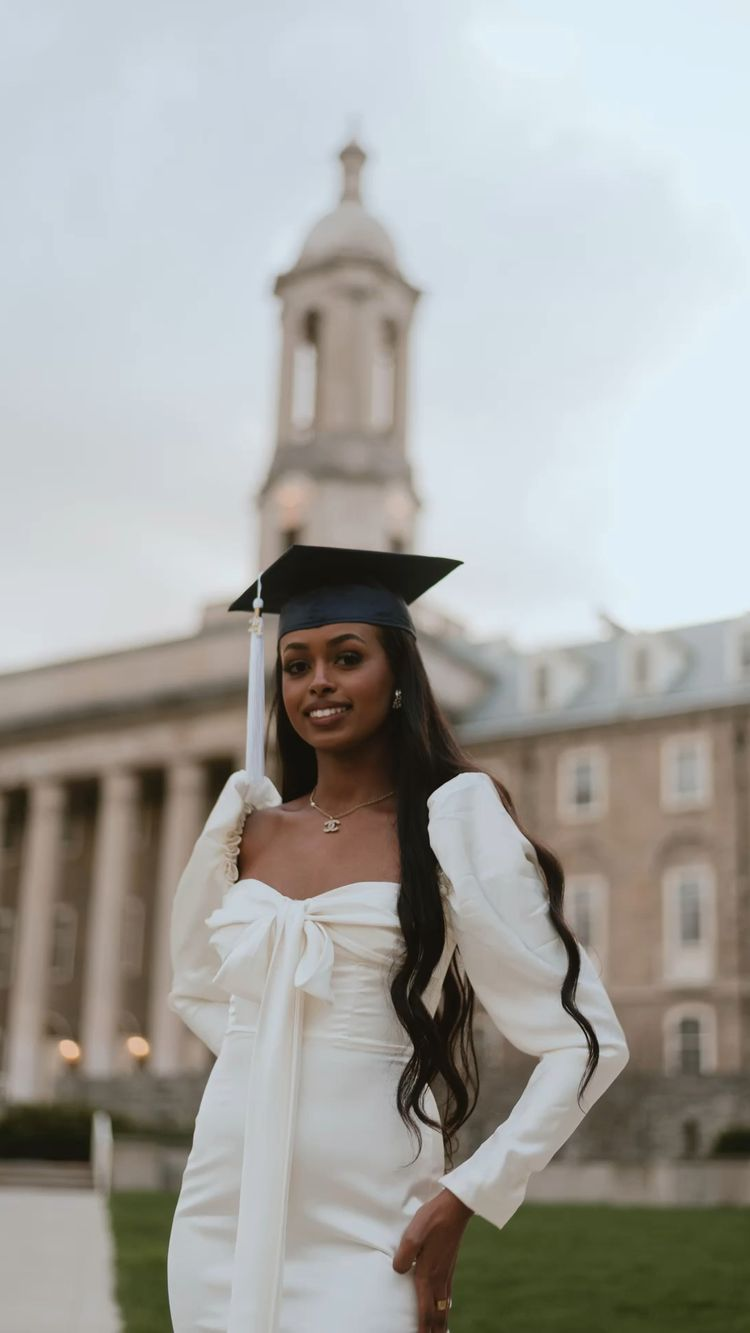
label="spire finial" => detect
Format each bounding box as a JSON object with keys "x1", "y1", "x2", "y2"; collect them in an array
[{"x1": 339, "y1": 133, "x2": 366, "y2": 203}]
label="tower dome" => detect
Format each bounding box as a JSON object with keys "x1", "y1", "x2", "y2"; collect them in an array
[{"x1": 296, "y1": 140, "x2": 398, "y2": 271}]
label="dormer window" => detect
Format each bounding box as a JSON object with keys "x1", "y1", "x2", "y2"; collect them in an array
[
  {"x1": 533, "y1": 662, "x2": 550, "y2": 708},
  {"x1": 633, "y1": 645, "x2": 650, "y2": 691},
  {"x1": 618, "y1": 631, "x2": 687, "y2": 699},
  {"x1": 523, "y1": 649, "x2": 589, "y2": 713}
]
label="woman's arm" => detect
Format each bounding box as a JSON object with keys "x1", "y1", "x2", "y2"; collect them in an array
[
  {"x1": 426, "y1": 769, "x2": 629, "y2": 1231},
  {"x1": 167, "y1": 769, "x2": 282, "y2": 1055}
]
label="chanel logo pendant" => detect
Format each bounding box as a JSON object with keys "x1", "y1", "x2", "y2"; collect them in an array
[{"x1": 323, "y1": 818, "x2": 341, "y2": 833}]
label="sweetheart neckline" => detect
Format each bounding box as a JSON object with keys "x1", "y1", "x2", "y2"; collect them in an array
[{"x1": 234, "y1": 876, "x2": 401, "y2": 905}]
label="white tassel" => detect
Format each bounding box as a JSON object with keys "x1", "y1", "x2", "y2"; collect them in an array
[{"x1": 245, "y1": 581, "x2": 265, "y2": 782}]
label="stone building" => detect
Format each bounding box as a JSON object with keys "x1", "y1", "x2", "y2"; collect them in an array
[{"x1": 0, "y1": 143, "x2": 748, "y2": 1144}]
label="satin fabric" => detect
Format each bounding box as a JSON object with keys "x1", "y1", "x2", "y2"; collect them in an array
[
  {"x1": 168, "y1": 877, "x2": 454, "y2": 1332},
  {"x1": 167, "y1": 768, "x2": 629, "y2": 1332}
]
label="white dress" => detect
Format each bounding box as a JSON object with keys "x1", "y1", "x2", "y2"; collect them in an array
[{"x1": 166, "y1": 768, "x2": 629, "y2": 1333}]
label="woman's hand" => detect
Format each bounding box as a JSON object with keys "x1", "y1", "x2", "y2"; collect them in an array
[{"x1": 392, "y1": 1187, "x2": 474, "y2": 1331}]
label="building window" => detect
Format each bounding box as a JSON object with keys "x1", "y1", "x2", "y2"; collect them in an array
[
  {"x1": 664, "y1": 1004, "x2": 717, "y2": 1074},
  {"x1": 533, "y1": 663, "x2": 550, "y2": 708},
  {"x1": 566, "y1": 873, "x2": 608, "y2": 975},
  {"x1": 49, "y1": 903, "x2": 78, "y2": 986},
  {"x1": 661, "y1": 733, "x2": 712, "y2": 810},
  {"x1": 0, "y1": 907, "x2": 15, "y2": 988},
  {"x1": 678, "y1": 1018, "x2": 702, "y2": 1073},
  {"x1": 121, "y1": 895, "x2": 145, "y2": 978},
  {"x1": 678, "y1": 877, "x2": 701, "y2": 943},
  {"x1": 662, "y1": 864, "x2": 715, "y2": 984},
  {"x1": 557, "y1": 746, "x2": 607, "y2": 822},
  {"x1": 370, "y1": 318, "x2": 397, "y2": 431},
  {"x1": 291, "y1": 310, "x2": 320, "y2": 433},
  {"x1": 633, "y1": 645, "x2": 650, "y2": 691}
]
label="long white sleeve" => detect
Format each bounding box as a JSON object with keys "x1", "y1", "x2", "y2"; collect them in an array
[
  {"x1": 167, "y1": 769, "x2": 282, "y2": 1056},
  {"x1": 426, "y1": 770, "x2": 629, "y2": 1231}
]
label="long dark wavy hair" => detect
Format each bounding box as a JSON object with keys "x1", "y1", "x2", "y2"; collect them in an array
[{"x1": 267, "y1": 623, "x2": 599, "y2": 1169}]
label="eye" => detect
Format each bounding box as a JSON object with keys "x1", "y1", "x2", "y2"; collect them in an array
[{"x1": 283, "y1": 650, "x2": 362, "y2": 676}]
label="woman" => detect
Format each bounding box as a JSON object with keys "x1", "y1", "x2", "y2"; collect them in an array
[{"x1": 167, "y1": 544, "x2": 629, "y2": 1333}]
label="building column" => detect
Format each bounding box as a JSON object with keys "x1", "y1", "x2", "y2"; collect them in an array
[
  {"x1": 80, "y1": 768, "x2": 140, "y2": 1077},
  {"x1": 4, "y1": 779, "x2": 66, "y2": 1101},
  {"x1": 148, "y1": 759, "x2": 206, "y2": 1075}
]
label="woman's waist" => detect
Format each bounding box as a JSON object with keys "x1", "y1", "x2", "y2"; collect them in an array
[{"x1": 226, "y1": 992, "x2": 412, "y2": 1057}]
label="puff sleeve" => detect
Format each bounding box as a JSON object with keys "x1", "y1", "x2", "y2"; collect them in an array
[
  {"x1": 427, "y1": 770, "x2": 629, "y2": 1231},
  {"x1": 167, "y1": 769, "x2": 282, "y2": 1055}
]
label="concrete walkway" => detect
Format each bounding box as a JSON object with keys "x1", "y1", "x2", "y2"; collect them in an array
[{"x1": 0, "y1": 1189, "x2": 122, "y2": 1332}]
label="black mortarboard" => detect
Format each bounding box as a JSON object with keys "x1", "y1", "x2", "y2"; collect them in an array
[{"x1": 228, "y1": 544, "x2": 462, "y2": 778}]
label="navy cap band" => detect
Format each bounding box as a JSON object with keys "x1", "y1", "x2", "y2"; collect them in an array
[{"x1": 278, "y1": 582, "x2": 417, "y2": 639}]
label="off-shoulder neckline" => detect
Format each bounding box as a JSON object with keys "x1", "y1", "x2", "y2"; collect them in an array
[{"x1": 234, "y1": 876, "x2": 401, "y2": 905}]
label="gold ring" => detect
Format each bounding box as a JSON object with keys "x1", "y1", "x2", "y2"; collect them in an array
[{"x1": 435, "y1": 1296, "x2": 452, "y2": 1310}]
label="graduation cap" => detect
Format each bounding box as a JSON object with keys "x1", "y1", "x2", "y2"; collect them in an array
[{"x1": 228, "y1": 544, "x2": 463, "y2": 779}]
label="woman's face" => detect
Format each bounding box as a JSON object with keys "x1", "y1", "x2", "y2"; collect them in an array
[{"x1": 278, "y1": 621, "x2": 396, "y2": 750}]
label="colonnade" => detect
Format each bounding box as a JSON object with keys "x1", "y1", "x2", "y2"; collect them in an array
[{"x1": 1, "y1": 753, "x2": 242, "y2": 1100}]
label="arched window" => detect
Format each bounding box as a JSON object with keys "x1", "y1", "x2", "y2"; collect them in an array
[
  {"x1": 662, "y1": 863, "x2": 715, "y2": 983},
  {"x1": 370, "y1": 318, "x2": 397, "y2": 431},
  {"x1": 664, "y1": 1003, "x2": 717, "y2": 1074},
  {"x1": 565, "y1": 873, "x2": 609, "y2": 975},
  {"x1": 291, "y1": 310, "x2": 320, "y2": 432},
  {"x1": 677, "y1": 1017, "x2": 702, "y2": 1073}
]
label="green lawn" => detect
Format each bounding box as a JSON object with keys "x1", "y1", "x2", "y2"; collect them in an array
[{"x1": 109, "y1": 1192, "x2": 749, "y2": 1333}]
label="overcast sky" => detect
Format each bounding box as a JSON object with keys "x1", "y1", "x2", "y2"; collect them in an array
[{"x1": 2, "y1": 0, "x2": 748, "y2": 671}]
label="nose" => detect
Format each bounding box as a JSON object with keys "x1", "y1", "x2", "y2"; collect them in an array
[{"x1": 308, "y1": 661, "x2": 336, "y2": 691}]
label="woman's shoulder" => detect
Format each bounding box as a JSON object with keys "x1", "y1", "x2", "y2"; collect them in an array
[{"x1": 427, "y1": 768, "x2": 496, "y2": 813}]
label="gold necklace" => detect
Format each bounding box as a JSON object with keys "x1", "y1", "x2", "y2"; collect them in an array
[{"x1": 309, "y1": 786, "x2": 395, "y2": 833}]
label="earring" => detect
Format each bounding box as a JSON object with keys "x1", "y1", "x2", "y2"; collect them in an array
[{"x1": 392, "y1": 688, "x2": 402, "y2": 710}]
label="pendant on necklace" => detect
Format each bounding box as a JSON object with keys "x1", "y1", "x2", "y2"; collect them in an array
[{"x1": 323, "y1": 818, "x2": 341, "y2": 833}]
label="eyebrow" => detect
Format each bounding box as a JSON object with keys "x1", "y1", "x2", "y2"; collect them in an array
[{"x1": 281, "y1": 632, "x2": 367, "y2": 655}]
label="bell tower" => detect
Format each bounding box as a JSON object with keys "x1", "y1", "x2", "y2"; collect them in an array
[{"x1": 257, "y1": 140, "x2": 422, "y2": 567}]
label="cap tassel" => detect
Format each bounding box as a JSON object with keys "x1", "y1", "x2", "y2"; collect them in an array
[{"x1": 245, "y1": 584, "x2": 265, "y2": 782}]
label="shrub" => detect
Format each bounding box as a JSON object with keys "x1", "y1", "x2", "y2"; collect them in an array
[
  {"x1": 0, "y1": 1102, "x2": 195, "y2": 1159},
  {"x1": 711, "y1": 1126, "x2": 750, "y2": 1157},
  {"x1": 0, "y1": 1102, "x2": 93, "y2": 1160}
]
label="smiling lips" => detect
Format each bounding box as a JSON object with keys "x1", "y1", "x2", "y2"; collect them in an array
[{"x1": 306, "y1": 704, "x2": 352, "y2": 719}]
